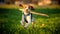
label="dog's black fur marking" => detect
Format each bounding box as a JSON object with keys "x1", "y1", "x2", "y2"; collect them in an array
[{"x1": 30, "y1": 6, "x2": 35, "y2": 10}]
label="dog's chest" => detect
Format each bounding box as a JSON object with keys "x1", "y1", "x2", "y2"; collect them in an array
[{"x1": 23, "y1": 9, "x2": 30, "y2": 15}]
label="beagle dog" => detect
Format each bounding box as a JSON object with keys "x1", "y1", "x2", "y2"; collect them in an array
[
  {"x1": 19, "y1": 4, "x2": 35, "y2": 28},
  {"x1": 19, "y1": 4, "x2": 49, "y2": 28}
]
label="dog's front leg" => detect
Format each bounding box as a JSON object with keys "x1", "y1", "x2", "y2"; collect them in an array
[{"x1": 24, "y1": 15, "x2": 31, "y2": 28}]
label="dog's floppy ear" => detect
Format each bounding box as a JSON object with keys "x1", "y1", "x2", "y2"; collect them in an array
[
  {"x1": 19, "y1": 4, "x2": 23, "y2": 8},
  {"x1": 30, "y1": 6, "x2": 35, "y2": 10}
]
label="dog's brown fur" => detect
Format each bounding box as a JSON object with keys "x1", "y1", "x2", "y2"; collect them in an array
[
  {"x1": 18, "y1": 4, "x2": 49, "y2": 28},
  {"x1": 19, "y1": 4, "x2": 34, "y2": 10},
  {"x1": 19, "y1": 4, "x2": 49, "y2": 17}
]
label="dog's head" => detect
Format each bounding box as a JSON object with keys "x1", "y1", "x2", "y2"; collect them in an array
[{"x1": 19, "y1": 4, "x2": 35, "y2": 10}]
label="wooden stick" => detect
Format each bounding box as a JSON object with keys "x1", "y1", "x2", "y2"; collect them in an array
[{"x1": 30, "y1": 11, "x2": 49, "y2": 17}]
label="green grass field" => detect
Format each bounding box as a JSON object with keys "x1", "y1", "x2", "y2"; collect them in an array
[{"x1": 0, "y1": 8, "x2": 60, "y2": 34}]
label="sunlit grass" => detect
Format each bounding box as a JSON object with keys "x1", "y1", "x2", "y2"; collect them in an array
[{"x1": 0, "y1": 8, "x2": 60, "y2": 34}]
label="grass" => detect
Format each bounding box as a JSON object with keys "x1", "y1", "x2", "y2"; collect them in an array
[{"x1": 0, "y1": 8, "x2": 60, "y2": 34}]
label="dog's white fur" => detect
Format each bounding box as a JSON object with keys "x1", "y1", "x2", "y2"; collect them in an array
[
  {"x1": 19, "y1": 4, "x2": 49, "y2": 28},
  {"x1": 19, "y1": 4, "x2": 34, "y2": 28}
]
